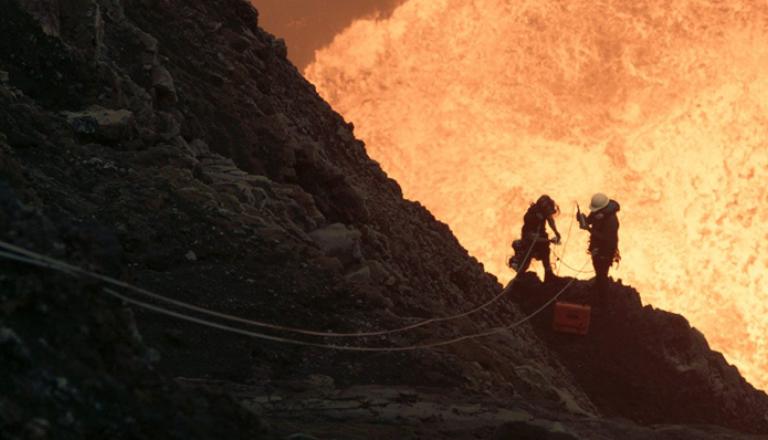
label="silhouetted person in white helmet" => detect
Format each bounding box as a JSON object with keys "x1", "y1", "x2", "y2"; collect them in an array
[
  {"x1": 577, "y1": 193, "x2": 620, "y2": 300},
  {"x1": 510, "y1": 195, "x2": 561, "y2": 283}
]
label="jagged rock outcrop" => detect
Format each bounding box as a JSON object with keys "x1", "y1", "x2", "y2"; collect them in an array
[
  {"x1": 511, "y1": 274, "x2": 768, "y2": 434},
  {"x1": 0, "y1": 0, "x2": 592, "y2": 434},
  {"x1": 1, "y1": 0, "x2": 766, "y2": 438},
  {"x1": 0, "y1": 0, "x2": 590, "y2": 402}
]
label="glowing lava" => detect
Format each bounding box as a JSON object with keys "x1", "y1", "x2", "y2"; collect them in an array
[{"x1": 305, "y1": 0, "x2": 768, "y2": 390}]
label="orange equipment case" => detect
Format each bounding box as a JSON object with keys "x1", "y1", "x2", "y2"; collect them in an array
[{"x1": 552, "y1": 302, "x2": 591, "y2": 335}]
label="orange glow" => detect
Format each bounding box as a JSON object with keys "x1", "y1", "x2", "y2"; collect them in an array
[
  {"x1": 250, "y1": 0, "x2": 404, "y2": 68},
  {"x1": 305, "y1": 0, "x2": 768, "y2": 390}
]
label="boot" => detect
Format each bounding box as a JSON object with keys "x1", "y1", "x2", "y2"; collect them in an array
[{"x1": 544, "y1": 270, "x2": 559, "y2": 284}]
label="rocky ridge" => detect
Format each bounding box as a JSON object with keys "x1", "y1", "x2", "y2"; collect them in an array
[
  {"x1": 0, "y1": 0, "x2": 766, "y2": 438},
  {"x1": 511, "y1": 274, "x2": 768, "y2": 434}
]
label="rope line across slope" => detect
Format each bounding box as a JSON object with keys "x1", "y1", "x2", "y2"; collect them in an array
[
  {"x1": 0, "y1": 235, "x2": 540, "y2": 338},
  {"x1": 0, "y1": 248, "x2": 585, "y2": 351}
]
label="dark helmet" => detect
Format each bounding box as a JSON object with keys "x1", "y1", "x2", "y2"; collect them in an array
[{"x1": 535, "y1": 194, "x2": 559, "y2": 216}]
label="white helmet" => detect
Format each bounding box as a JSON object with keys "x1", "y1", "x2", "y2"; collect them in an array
[{"x1": 589, "y1": 193, "x2": 610, "y2": 212}]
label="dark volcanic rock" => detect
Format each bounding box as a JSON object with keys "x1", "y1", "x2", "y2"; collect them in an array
[
  {"x1": 511, "y1": 273, "x2": 768, "y2": 434},
  {"x1": 0, "y1": 0, "x2": 589, "y2": 435},
  {"x1": 0, "y1": 0, "x2": 766, "y2": 438},
  {"x1": 0, "y1": 185, "x2": 272, "y2": 439},
  {"x1": 1, "y1": 0, "x2": 582, "y2": 403}
]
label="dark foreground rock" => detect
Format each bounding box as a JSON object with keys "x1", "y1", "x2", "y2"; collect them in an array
[
  {"x1": 511, "y1": 273, "x2": 768, "y2": 434},
  {"x1": 0, "y1": 185, "x2": 273, "y2": 439},
  {"x1": 1, "y1": 0, "x2": 587, "y2": 415},
  {"x1": 178, "y1": 378, "x2": 768, "y2": 440},
  {"x1": 0, "y1": 0, "x2": 766, "y2": 438}
]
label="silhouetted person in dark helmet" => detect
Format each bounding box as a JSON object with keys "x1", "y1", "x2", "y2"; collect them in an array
[
  {"x1": 577, "y1": 192, "x2": 620, "y2": 301},
  {"x1": 510, "y1": 195, "x2": 561, "y2": 283}
]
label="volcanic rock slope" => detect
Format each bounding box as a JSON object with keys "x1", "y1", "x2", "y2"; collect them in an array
[{"x1": 0, "y1": 0, "x2": 766, "y2": 438}]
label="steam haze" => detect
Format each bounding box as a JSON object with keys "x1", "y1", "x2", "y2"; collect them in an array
[{"x1": 250, "y1": 0, "x2": 404, "y2": 68}]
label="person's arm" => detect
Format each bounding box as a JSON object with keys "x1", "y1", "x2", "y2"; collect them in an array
[
  {"x1": 576, "y1": 207, "x2": 589, "y2": 231},
  {"x1": 547, "y1": 216, "x2": 561, "y2": 243}
]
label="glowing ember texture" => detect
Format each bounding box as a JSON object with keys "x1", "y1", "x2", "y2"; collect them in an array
[{"x1": 305, "y1": 0, "x2": 768, "y2": 389}]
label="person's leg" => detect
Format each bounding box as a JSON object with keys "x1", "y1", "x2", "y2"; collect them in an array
[
  {"x1": 593, "y1": 255, "x2": 611, "y2": 302},
  {"x1": 591, "y1": 253, "x2": 600, "y2": 277},
  {"x1": 597, "y1": 257, "x2": 611, "y2": 281},
  {"x1": 542, "y1": 245, "x2": 556, "y2": 282},
  {"x1": 520, "y1": 255, "x2": 533, "y2": 273},
  {"x1": 517, "y1": 242, "x2": 533, "y2": 274}
]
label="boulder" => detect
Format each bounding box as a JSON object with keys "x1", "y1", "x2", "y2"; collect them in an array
[
  {"x1": 344, "y1": 265, "x2": 371, "y2": 284},
  {"x1": 100, "y1": 0, "x2": 125, "y2": 22},
  {"x1": 186, "y1": 138, "x2": 211, "y2": 157},
  {"x1": 309, "y1": 223, "x2": 362, "y2": 267},
  {"x1": 63, "y1": 106, "x2": 135, "y2": 143},
  {"x1": 18, "y1": 0, "x2": 60, "y2": 36},
  {"x1": 271, "y1": 37, "x2": 287, "y2": 59},
  {"x1": 212, "y1": 181, "x2": 259, "y2": 206},
  {"x1": 152, "y1": 65, "x2": 177, "y2": 106}
]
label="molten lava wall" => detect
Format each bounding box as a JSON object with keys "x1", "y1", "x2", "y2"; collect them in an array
[
  {"x1": 305, "y1": 0, "x2": 768, "y2": 390},
  {"x1": 250, "y1": 0, "x2": 404, "y2": 68}
]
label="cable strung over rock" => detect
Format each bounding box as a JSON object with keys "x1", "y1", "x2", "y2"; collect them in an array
[
  {"x1": 0, "y1": 236, "x2": 543, "y2": 338},
  {"x1": 0, "y1": 242, "x2": 584, "y2": 351}
]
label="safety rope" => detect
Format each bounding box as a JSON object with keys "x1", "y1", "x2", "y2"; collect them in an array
[
  {"x1": 552, "y1": 251, "x2": 595, "y2": 275},
  {"x1": 0, "y1": 234, "x2": 540, "y2": 338},
  {"x1": 0, "y1": 247, "x2": 585, "y2": 351},
  {"x1": 555, "y1": 203, "x2": 576, "y2": 276},
  {"x1": 105, "y1": 276, "x2": 581, "y2": 351},
  {"x1": 550, "y1": 202, "x2": 595, "y2": 276}
]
